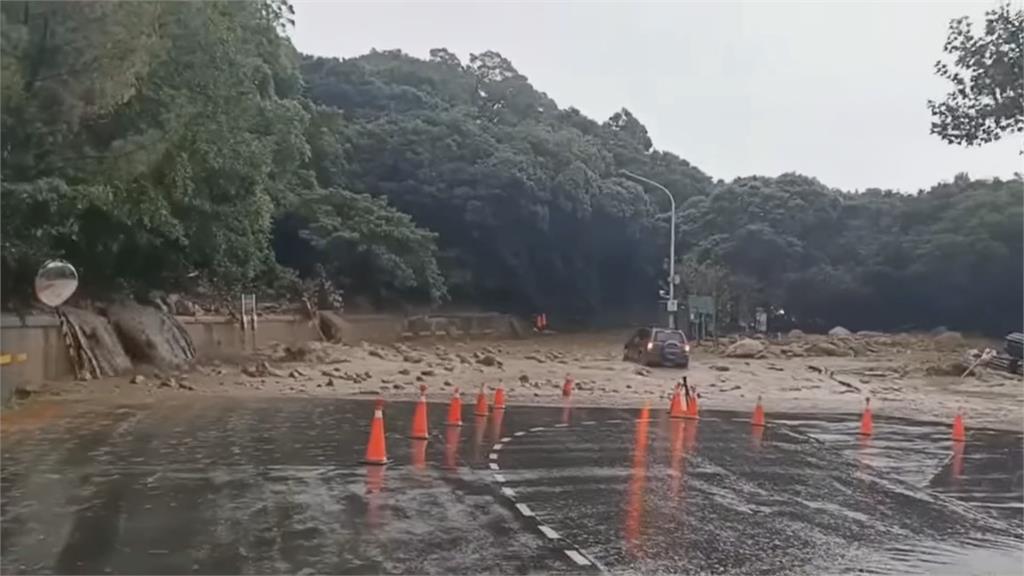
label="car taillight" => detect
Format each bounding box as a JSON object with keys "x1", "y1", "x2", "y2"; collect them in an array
[{"x1": 646, "y1": 341, "x2": 653, "y2": 351}]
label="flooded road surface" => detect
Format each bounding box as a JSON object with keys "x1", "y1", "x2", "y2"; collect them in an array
[{"x1": 2, "y1": 397, "x2": 1021, "y2": 574}]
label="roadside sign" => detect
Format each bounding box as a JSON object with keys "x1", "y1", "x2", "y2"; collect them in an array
[
  {"x1": 666, "y1": 299, "x2": 678, "y2": 312},
  {"x1": 688, "y1": 295, "x2": 714, "y2": 314}
]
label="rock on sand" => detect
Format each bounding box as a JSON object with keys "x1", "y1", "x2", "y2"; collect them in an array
[{"x1": 725, "y1": 338, "x2": 766, "y2": 358}]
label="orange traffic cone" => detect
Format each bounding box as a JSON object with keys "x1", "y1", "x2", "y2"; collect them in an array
[
  {"x1": 751, "y1": 395, "x2": 766, "y2": 427},
  {"x1": 446, "y1": 389, "x2": 463, "y2": 427},
  {"x1": 637, "y1": 401, "x2": 651, "y2": 422},
  {"x1": 858, "y1": 397, "x2": 873, "y2": 437},
  {"x1": 409, "y1": 384, "x2": 429, "y2": 440},
  {"x1": 362, "y1": 399, "x2": 389, "y2": 465},
  {"x1": 669, "y1": 386, "x2": 686, "y2": 419},
  {"x1": 684, "y1": 387, "x2": 700, "y2": 420},
  {"x1": 493, "y1": 387, "x2": 507, "y2": 410},
  {"x1": 474, "y1": 384, "x2": 489, "y2": 417},
  {"x1": 562, "y1": 375, "x2": 574, "y2": 398},
  {"x1": 952, "y1": 407, "x2": 966, "y2": 442}
]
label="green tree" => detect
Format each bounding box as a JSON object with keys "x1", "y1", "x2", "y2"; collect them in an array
[{"x1": 928, "y1": 3, "x2": 1024, "y2": 147}]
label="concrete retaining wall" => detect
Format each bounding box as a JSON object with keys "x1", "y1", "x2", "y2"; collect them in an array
[{"x1": 0, "y1": 310, "x2": 520, "y2": 403}]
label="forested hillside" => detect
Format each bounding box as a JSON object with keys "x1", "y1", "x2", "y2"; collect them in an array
[{"x1": 2, "y1": 1, "x2": 1020, "y2": 335}]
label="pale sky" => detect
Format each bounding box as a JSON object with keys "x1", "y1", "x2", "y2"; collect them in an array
[{"x1": 291, "y1": 1, "x2": 1022, "y2": 192}]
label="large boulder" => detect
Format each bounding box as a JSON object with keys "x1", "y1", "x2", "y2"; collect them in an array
[
  {"x1": 106, "y1": 301, "x2": 196, "y2": 370},
  {"x1": 828, "y1": 326, "x2": 852, "y2": 337},
  {"x1": 725, "y1": 338, "x2": 766, "y2": 358},
  {"x1": 787, "y1": 329, "x2": 806, "y2": 339}
]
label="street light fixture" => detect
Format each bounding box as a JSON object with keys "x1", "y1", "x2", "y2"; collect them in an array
[{"x1": 618, "y1": 169, "x2": 677, "y2": 329}]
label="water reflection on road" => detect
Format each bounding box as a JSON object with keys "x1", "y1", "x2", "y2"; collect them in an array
[{"x1": 1, "y1": 397, "x2": 1020, "y2": 575}]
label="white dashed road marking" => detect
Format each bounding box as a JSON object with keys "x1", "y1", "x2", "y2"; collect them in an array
[
  {"x1": 500, "y1": 436, "x2": 512, "y2": 443},
  {"x1": 515, "y1": 503, "x2": 535, "y2": 517},
  {"x1": 489, "y1": 463, "x2": 499, "y2": 470},
  {"x1": 501, "y1": 487, "x2": 516, "y2": 498},
  {"x1": 492, "y1": 443, "x2": 503, "y2": 451},
  {"x1": 564, "y1": 550, "x2": 592, "y2": 566},
  {"x1": 514, "y1": 431, "x2": 526, "y2": 436},
  {"x1": 493, "y1": 473, "x2": 506, "y2": 483},
  {"x1": 538, "y1": 525, "x2": 561, "y2": 539}
]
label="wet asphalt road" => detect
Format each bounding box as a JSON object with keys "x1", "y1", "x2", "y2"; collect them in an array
[{"x1": 1, "y1": 397, "x2": 1021, "y2": 575}]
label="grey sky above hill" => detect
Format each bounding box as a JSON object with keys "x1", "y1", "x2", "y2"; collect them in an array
[{"x1": 291, "y1": 1, "x2": 1022, "y2": 192}]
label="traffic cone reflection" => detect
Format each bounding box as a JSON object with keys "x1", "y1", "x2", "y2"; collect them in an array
[
  {"x1": 493, "y1": 387, "x2": 507, "y2": 410},
  {"x1": 952, "y1": 407, "x2": 966, "y2": 442},
  {"x1": 410, "y1": 438, "x2": 428, "y2": 471},
  {"x1": 624, "y1": 415, "x2": 649, "y2": 557},
  {"x1": 472, "y1": 414, "x2": 487, "y2": 464},
  {"x1": 443, "y1": 425, "x2": 461, "y2": 470},
  {"x1": 409, "y1": 384, "x2": 429, "y2": 440},
  {"x1": 365, "y1": 465, "x2": 385, "y2": 529},
  {"x1": 637, "y1": 401, "x2": 651, "y2": 422},
  {"x1": 751, "y1": 422, "x2": 765, "y2": 449},
  {"x1": 489, "y1": 406, "x2": 505, "y2": 444},
  {"x1": 474, "y1": 384, "x2": 489, "y2": 417},
  {"x1": 858, "y1": 397, "x2": 874, "y2": 437},
  {"x1": 561, "y1": 399, "x2": 572, "y2": 426},
  {"x1": 446, "y1": 389, "x2": 463, "y2": 427},
  {"x1": 668, "y1": 419, "x2": 687, "y2": 501},
  {"x1": 362, "y1": 399, "x2": 389, "y2": 465},
  {"x1": 751, "y1": 396, "x2": 766, "y2": 427},
  {"x1": 950, "y1": 440, "x2": 965, "y2": 482}
]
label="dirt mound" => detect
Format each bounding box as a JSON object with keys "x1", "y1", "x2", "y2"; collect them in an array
[
  {"x1": 805, "y1": 340, "x2": 848, "y2": 357},
  {"x1": 60, "y1": 307, "x2": 133, "y2": 378},
  {"x1": 725, "y1": 338, "x2": 766, "y2": 358},
  {"x1": 106, "y1": 301, "x2": 195, "y2": 370},
  {"x1": 933, "y1": 331, "x2": 965, "y2": 350}
]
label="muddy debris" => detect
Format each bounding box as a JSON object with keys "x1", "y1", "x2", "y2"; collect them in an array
[
  {"x1": 130, "y1": 374, "x2": 146, "y2": 384},
  {"x1": 242, "y1": 361, "x2": 284, "y2": 378},
  {"x1": 725, "y1": 338, "x2": 766, "y2": 358},
  {"x1": 476, "y1": 354, "x2": 502, "y2": 367},
  {"x1": 805, "y1": 341, "x2": 846, "y2": 357}
]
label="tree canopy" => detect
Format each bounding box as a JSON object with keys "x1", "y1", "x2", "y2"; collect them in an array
[
  {"x1": 2, "y1": 1, "x2": 1020, "y2": 336},
  {"x1": 928, "y1": 3, "x2": 1023, "y2": 148}
]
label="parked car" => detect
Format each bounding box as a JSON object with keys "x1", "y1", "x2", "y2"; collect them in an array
[{"x1": 623, "y1": 327, "x2": 690, "y2": 368}]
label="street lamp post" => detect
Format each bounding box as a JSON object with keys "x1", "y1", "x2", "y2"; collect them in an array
[{"x1": 619, "y1": 170, "x2": 677, "y2": 329}]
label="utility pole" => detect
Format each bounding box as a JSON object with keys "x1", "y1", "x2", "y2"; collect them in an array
[{"x1": 619, "y1": 170, "x2": 677, "y2": 329}]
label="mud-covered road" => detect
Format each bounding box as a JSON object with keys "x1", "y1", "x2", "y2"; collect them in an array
[{"x1": 27, "y1": 330, "x2": 1024, "y2": 431}]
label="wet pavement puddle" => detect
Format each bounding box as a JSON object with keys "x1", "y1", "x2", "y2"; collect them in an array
[{"x1": 2, "y1": 397, "x2": 1021, "y2": 574}]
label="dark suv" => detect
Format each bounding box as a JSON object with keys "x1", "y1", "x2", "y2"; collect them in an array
[{"x1": 623, "y1": 327, "x2": 690, "y2": 368}]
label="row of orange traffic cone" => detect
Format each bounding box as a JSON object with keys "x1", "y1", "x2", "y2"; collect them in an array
[
  {"x1": 364, "y1": 384, "x2": 507, "y2": 465},
  {"x1": 366, "y1": 377, "x2": 969, "y2": 465}
]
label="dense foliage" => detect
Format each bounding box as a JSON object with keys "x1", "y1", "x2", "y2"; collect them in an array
[
  {"x1": 2, "y1": 1, "x2": 1020, "y2": 335},
  {"x1": 928, "y1": 3, "x2": 1023, "y2": 148}
]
